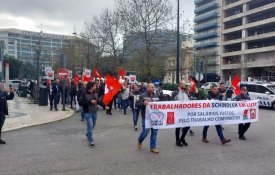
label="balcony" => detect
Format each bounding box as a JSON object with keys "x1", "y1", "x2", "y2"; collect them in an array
[
  {"x1": 195, "y1": 0, "x2": 211, "y2": 5},
  {"x1": 194, "y1": 31, "x2": 218, "y2": 41},
  {"x1": 195, "y1": 2, "x2": 219, "y2": 15},
  {"x1": 195, "y1": 11, "x2": 219, "y2": 23},
  {"x1": 194, "y1": 41, "x2": 218, "y2": 49},
  {"x1": 194, "y1": 20, "x2": 218, "y2": 32}
]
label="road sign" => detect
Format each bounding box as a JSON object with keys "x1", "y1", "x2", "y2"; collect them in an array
[
  {"x1": 58, "y1": 68, "x2": 69, "y2": 80},
  {"x1": 46, "y1": 71, "x2": 54, "y2": 80}
]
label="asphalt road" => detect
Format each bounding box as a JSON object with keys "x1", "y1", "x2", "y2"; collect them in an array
[{"x1": 0, "y1": 107, "x2": 275, "y2": 175}]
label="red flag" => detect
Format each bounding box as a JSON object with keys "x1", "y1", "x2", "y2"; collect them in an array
[
  {"x1": 102, "y1": 74, "x2": 122, "y2": 106},
  {"x1": 83, "y1": 75, "x2": 90, "y2": 82},
  {"x1": 232, "y1": 75, "x2": 241, "y2": 95},
  {"x1": 73, "y1": 75, "x2": 81, "y2": 82},
  {"x1": 93, "y1": 68, "x2": 102, "y2": 79},
  {"x1": 119, "y1": 69, "x2": 125, "y2": 78},
  {"x1": 189, "y1": 80, "x2": 197, "y2": 93}
]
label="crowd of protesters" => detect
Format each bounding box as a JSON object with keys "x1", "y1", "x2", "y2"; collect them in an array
[{"x1": 0, "y1": 75, "x2": 252, "y2": 154}]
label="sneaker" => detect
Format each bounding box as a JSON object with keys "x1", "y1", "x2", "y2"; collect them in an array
[
  {"x1": 221, "y1": 138, "x2": 231, "y2": 145},
  {"x1": 0, "y1": 139, "x2": 6, "y2": 144},
  {"x1": 176, "y1": 141, "x2": 183, "y2": 147},
  {"x1": 239, "y1": 136, "x2": 246, "y2": 140},
  {"x1": 150, "y1": 148, "x2": 159, "y2": 154},
  {"x1": 202, "y1": 138, "x2": 210, "y2": 143},
  {"x1": 137, "y1": 142, "x2": 142, "y2": 150},
  {"x1": 81, "y1": 119, "x2": 84, "y2": 121},
  {"x1": 134, "y1": 126, "x2": 138, "y2": 131},
  {"x1": 89, "y1": 142, "x2": 95, "y2": 147},
  {"x1": 181, "y1": 140, "x2": 188, "y2": 146}
]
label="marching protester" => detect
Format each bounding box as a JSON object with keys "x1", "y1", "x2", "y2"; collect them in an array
[
  {"x1": 202, "y1": 84, "x2": 231, "y2": 145},
  {"x1": 49, "y1": 79, "x2": 60, "y2": 111},
  {"x1": 121, "y1": 81, "x2": 130, "y2": 115},
  {"x1": 77, "y1": 81, "x2": 86, "y2": 121},
  {"x1": 129, "y1": 83, "x2": 141, "y2": 131},
  {"x1": 172, "y1": 81, "x2": 191, "y2": 147},
  {"x1": 234, "y1": 86, "x2": 251, "y2": 140},
  {"x1": 156, "y1": 82, "x2": 164, "y2": 101},
  {"x1": 136, "y1": 83, "x2": 160, "y2": 154},
  {"x1": 218, "y1": 82, "x2": 226, "y2": 100},
  {"x1": 82, "y1": 82, "x2": 98, "y2": 147},
  {"x1": 139, "y1": 82, "x2": 147, "y2": 94},
  {"x1": 0, "y1": 83, "x2": 15, "y2": 144},
  {"x1": 70, "y1": 80, "x2": 77, "y2": 109}
]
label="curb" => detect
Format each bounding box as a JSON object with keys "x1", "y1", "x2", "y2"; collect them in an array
[{"x1": 3, "y1": 109, "x2": 75, "y2": 132}]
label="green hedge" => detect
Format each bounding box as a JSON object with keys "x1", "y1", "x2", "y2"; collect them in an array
[{"x1": 162, "y1": 83, "x2": 178, "y2": 91}]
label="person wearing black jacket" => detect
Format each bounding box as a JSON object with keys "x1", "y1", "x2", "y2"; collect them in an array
[
  {"x1": 202, "y1": 84, "x2": 231, "y2": 145},
  {"x1": 0, "y1": 83, "x2": 15, "y2": 144},
  {"x1": 171, "y1": 81, "x2": 191, "y2": 147},
  {"x1": 234, "y1": 86, "x2": 251, "y2": 140},
  {"x1": 82, "y1": 82, "x2": 98, "y2": 147},
  {"x1": 136, "y1": 83, "x2": 160, "y2": 154},
  {"x1": 70, "y1": 81, "x2": 77, "y2": 109},
  {"x1": 49, "y1": 79, "x2": 60, "y2": 111}
]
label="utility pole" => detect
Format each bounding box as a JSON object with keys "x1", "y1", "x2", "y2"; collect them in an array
[
  {"x1": 35, "y1": 31, "x2": 42, "y2": 104},
  {"x1": 176, "y1": 0, "x2": 180, "y2": 84}
]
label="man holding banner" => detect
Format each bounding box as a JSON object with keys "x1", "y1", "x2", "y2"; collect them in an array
[
  {"x1": 136, "y1": 83, "x2": 160, "y2": 154},
  {"x1": 172, "y1": 81, "x2": 191, "y2": 147},
  {"x1": 202, "y1": 84, "x2": 231, "y2": 145},
  {"x1": 234, "y1": 86, "x2": 251, "y2": 140}
]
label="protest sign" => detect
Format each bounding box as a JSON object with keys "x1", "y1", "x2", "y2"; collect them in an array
[{"x1": 145, "y1": 100, "x2": 259, "y2": 129}]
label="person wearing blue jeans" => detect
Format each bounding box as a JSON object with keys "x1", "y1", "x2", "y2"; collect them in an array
[
  {"x1": 121, "y1": 82, "x2": 130, "y2": 115},
  {"x1": 129, "y1": 84, "x2": 141, "y2": 130},
  {"x1": 136, "y1": 83, "x2": 160, "y2": 154},
  {"x1": 82, "y1": 82, "x2": 98, "y2": 147},
  {"x1": 202, "y1": 84, "x2": 231, "y2": 145},
  {"x1": 84, "y1": 113, "x2": 97, "y2": 144}
]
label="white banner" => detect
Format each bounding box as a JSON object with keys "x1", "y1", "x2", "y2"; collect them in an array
[
  {"x1": 145, "y1": 100, "x2": 259, "y2": 129},
  {"x1": 83, "y1": 69, "x2": 91, "y2": 77}
]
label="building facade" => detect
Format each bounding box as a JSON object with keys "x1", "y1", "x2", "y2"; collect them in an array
[
  {"x1": 0, "y1": 28, "x2": 71, "y2": 67},
  {"x1": 0, "y1": 41, "x2": 5, "y2": 81},
  {"x1": 164, "y1": 38, "x2": 194, "y2": 83},
  {"x1": 194, "y1": 0, "x2": 221, "y2": 75},
  {"x1": 123, "y1": 30, "x2": 185, "y2": 59},
  {"x1": 221, "y1": 0, "x2": 275, "y2": 82}
]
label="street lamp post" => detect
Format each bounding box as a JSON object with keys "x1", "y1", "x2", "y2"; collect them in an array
[{"x1": 176, "y1": 0, "x2": 180, "y2": 84}]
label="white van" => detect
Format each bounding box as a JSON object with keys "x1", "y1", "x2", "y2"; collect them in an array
[{"x1": 243, "y1": 82, "x2": 275, "y2": 110}]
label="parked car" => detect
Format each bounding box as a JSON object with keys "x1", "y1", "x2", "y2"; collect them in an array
[
  {"x1": 201, "y1": 82, "x2": 219, "y2": 91},
  {"x1": 242, "y1": 82, "x2": 275, "y2": 110},
  {"x1": 8, "y1": 80, "x2": 23, "y2": 90}
]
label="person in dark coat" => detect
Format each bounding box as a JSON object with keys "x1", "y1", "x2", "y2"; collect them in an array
[
  {"x1": 49, "y1": 79, "x2": 60, "y2": 111},
  {"x1": 233, "y1": 86, "x2": 251, "y2": 140},
  {"x1": 0, "y1": 83, "x2": 15, "y2": 144}
]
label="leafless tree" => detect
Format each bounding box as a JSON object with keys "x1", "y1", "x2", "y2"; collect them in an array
[{"x1": 116, "y1": 0, "x2": 173, "y2": 81}]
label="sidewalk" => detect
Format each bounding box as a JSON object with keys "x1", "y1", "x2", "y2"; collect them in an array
[{"x1": 3, "y1": 95, "x2": 74, "y2": 132}]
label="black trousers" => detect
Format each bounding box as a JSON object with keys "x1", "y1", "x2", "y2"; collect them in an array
[
  {"x1": 70, "y1": 95, "x2": 76, "y2": 108},
  {"x1": 175, "y1": 127, "x2": 190, "y2": 142},
  {"x1": 0, "y1": 114, "x2": 6, "y2": 139},
  {"x1": 49, "y1": 94, "x2": 58, "y2": 110},
  {"x1": 107, "y1": 100, "x2": 113, "y2": 114},
  {"x1": 238, "y1": 123, "x2": 251, "y2": 137}
]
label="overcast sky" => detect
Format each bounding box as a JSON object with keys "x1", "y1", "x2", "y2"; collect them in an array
[{"x1": 0, "y1": 0, "x2": 195, "y2": 35}]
